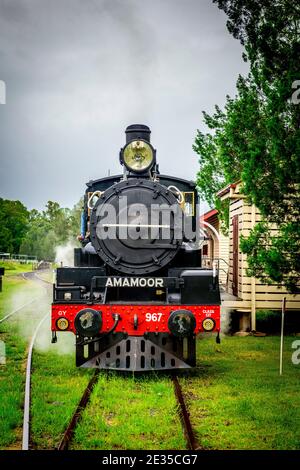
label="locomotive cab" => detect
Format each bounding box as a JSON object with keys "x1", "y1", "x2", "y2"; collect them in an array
[{"x1": 51, "y1": 125, "x2": 221, "y2": 371}]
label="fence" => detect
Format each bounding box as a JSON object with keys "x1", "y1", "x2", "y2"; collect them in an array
[{"x1": 0, "y1": 253, "x2": 38, "y2": 263}]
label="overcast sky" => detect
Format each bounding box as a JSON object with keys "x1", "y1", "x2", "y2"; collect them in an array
[{"x1": 0, "y1": 0, "x2": 248, "y2": 213}]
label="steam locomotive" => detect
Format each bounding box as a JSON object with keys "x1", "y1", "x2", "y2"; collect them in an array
[{"x1": 51, "y1": 125, "x2": 220, "y2": 371}]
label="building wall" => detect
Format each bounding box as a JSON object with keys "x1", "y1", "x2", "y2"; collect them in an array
[
  {"x1": 218, "y1": 229, "x2": 229, "y2": 288},
  {"x1": 226, "y1": 183, "x2": 300, "y2": 311}
]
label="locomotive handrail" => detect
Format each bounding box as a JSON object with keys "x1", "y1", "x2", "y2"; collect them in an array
[
  {"x1": 88, "y1": 190, "x2": 103, "y2": 210},
  {"x1": 167, "y1": 185, "x2": 184, "y2": 204}
]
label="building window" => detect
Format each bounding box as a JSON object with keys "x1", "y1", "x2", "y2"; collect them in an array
[{"x1": 202, "y1": 244, "x2": 208, "y2": 256}]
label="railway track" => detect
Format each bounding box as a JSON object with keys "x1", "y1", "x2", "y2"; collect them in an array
[
  {"x1": 22, "y1": 270, "x2": 53, "y2": 287},
  {"x1": 10, "y1": 270, "x2": 199, "y2": 451},
  {"x1": 0, "y1": 270, "x2": 51, "y2": 325},
  {"x1": 0, "y1": 269, "x2": 52, "y2": 450},
  {"x1": 19, "y1": 270, "x2": 52, "y2": 450},
  {"x1": 57, "y1": 371, "x2": 100, "y2": 450},
  {"x1": 172, "y1": 375, "x2": 200, "y2": 450},
  {"x1": 56, "y1": 371, "x2": 199, "y2": 451},
  {"x1": 0, "y1": 296, "x2": 44, "y2": 324},
  {"x1": 22, "y1": 312, "x2": 49, "y2": 450}
]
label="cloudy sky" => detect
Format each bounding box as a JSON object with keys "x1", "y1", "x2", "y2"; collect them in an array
[{"x1": 0, "y1": 0, "x2": 248, "y2": 212}]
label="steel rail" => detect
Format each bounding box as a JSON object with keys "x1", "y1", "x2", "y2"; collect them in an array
[
  {"x1": 57, "y1": 370, "x2": 100, "y2": 450},
  {"x1": 22, "y1": 313, "x2": 49, "y2": 450},
  {"x1": 172, "y1": 375, "x2": 200, "y2": 450},
  {"x1": 0, "y1": 296, "x2": 44, "y2": 324},
  {"x1": 22, "y1": 271, "x2": 53, "y2": 285}
]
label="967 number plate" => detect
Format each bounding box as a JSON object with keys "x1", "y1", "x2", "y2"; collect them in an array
[{"x1": 145, "y1": 313, "x2": 162, "y2": 322}]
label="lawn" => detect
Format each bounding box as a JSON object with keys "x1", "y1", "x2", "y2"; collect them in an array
[
  {"x1": 181, "y1": 334, "x2": 300, "y2": 450},
  {"x1": 0, "y1": 260, "x2": 34, "y2": 276},
  {"x1": 30, "y1": 350, "x2": 93, "y2": 450},
  {"x1": 1, "y1": 273, "x2": 300, "y2": 450},
  {"x1": 30, "y1": 334, "x2": 300, "y2": 450},
  {"x1": 0, "y1": 276, "x2": 50, "y2": 449},
  {"x1": 70, "y1": 373, "x2": 185, "y2": 450}
]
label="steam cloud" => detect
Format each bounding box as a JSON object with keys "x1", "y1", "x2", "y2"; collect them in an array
[
  {"x1": 5, "y1": 276, "x2": 75, "y2": 356},
  {"x1": 55, "y1": 241, "x2": 77, "y2": 267}
]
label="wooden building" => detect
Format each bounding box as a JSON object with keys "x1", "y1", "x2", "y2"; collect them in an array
[{"x1": 201, "y1": 181, "x2": 300, "y2": 330}]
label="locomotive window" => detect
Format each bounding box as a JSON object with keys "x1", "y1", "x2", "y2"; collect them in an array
[{"x1": 181, "y1": 192, "x2": 194, "y2": 216}]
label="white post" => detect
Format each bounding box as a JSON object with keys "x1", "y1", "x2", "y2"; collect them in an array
[{"x1": 279, "y1": 297, "x2": 286, "y2": 376}]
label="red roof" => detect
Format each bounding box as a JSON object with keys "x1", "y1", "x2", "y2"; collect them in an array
[
  {"x1": 200, "y1": 208, "x2": 218, "y2": 221},
  {"x1": 216, "y1": 183, "x2": 237, "y2": 198}
]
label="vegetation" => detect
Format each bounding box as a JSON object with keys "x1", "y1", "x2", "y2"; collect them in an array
[
  {"x1": 20, "y1": 200, "x2": 82, "y2": 261},
  {"x1": 0, "y1": 198, "x2": 82, "y2": 262},
  {"x1": 0, "y1": 199, "x2": 29, "y2": 254},
  {"x1": 194, "y1": 0, "x2": 300, "y2": 292},
  {"x1": 182, "y1": 334, "x2": 300, "y2": 450},
  {"x1": 1, "y1": 275, "x2": 300, "y2": 450},
  {"x1": 70, "y1": 374, "x2": 185, "y2": 450},
  {"x1": 0, "y1": 276, "x2": 44, "y2": 448},
  {"x1": 0, "y1": 260, "x2": 34, "y2": 275},
  {"x1": 31, "y1": 351, "x2": 93, "y2": 450}
]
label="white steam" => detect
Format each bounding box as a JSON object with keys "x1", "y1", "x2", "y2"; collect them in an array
[
  {"x1": 6, "y1": 280, "x2": 75, "y2": 356},
  {"x1": 55, "y1": 241, "x2": 77, "y2": 267}
]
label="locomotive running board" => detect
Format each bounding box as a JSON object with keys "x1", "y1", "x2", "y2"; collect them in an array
[{"x1": 79, "y1": 336, "x2": 192, "y2": 371}]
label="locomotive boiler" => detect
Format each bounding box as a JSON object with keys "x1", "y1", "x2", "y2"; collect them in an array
[{"x1": 51, "y1": 124, "x2": 221, "y2": 371}]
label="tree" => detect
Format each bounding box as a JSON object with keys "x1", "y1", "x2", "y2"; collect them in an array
[
  {"x1": 20, "y1": 200, "x2": 81, "y2": 261},
  {"x1": 0, "y1": 199, "x2": 29, "y2": 253},
  {"x1": 194, "y1": 0, "x2": 300, "y2": 292}
]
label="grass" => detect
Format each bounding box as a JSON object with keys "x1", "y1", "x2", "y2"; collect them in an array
[
  {"x1": 0, "y1": 328, "x2": 27, "y2": 448},
  {"x1": 2, "y1": 273, "x2": 300, "y2": 450},
  {"x1": 0, "y1": 260, "x2": 34, "y2": 276},
  {"x1": 31, "y1": 366, "x2": 185, "y2": 450},
  {"x1": 0, "y1": 276, "x2": 46, "y2": 449},
  {"x1": 181, "y1": 334, "x2": 300, "y2": 450},
  {"x1": 70, "y1": 373, "x2": 185, "y2": 450},
  {"x1": 30, "y1": 350, "x2": 93, "y2": 449},
  {"x1": 0, "y1": 276, "x2": 43, "y2": 321}
]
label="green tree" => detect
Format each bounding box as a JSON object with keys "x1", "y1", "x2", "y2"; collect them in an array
[
  {"x1": 194, "y1": 0, "x2": 300, "y2": 291},
  {"x1": 69, "y1": 198, "x2": 84, "y2": 238},
  {"x1": 0, "y1": 199, "x2": 29, "y2": 253},
  {"x1": 20, "y1": 200, "x2": 81, "y2": 261}
]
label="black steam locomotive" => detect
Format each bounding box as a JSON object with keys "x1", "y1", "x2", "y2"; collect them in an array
[{"x1": 51, "y1": 125, "x2": 221, "y2": 371}]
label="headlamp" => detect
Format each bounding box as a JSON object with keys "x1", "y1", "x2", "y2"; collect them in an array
[
  {"x1": 122, "y1": 139, "x2": 154, "y2": 173},
  {"x1": 202, "y1": 318, "x2": 215, "y2": 331},
  {"x1": 56, "y1": 317, "x2": 69, "y2": 331}
]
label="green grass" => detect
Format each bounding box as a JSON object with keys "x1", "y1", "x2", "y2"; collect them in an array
[
  {"x1": 31, "y1": 350, "x2": 93, "y2": 449},
  {"x1": 181, "y1": 335, "x2": 300, "y2": 450},
  {"x1": 0, "y1": 260, "x2": 34, "y2": 276},
  {"x1": 70, "y1": 373, "x2": 185, "y2": 450},
  {"x1": 2, "y1": 274, "x2": 300, "y2": 450},
  {"x1": 0, "y1": 276, "x2": 49, "y2": 449},
  {"x1": 0, "y1": 328, "x2": 27, "y2": 448},
  {"x1": 0, "y1": 276, "x2": 42, "y2": 321}
]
